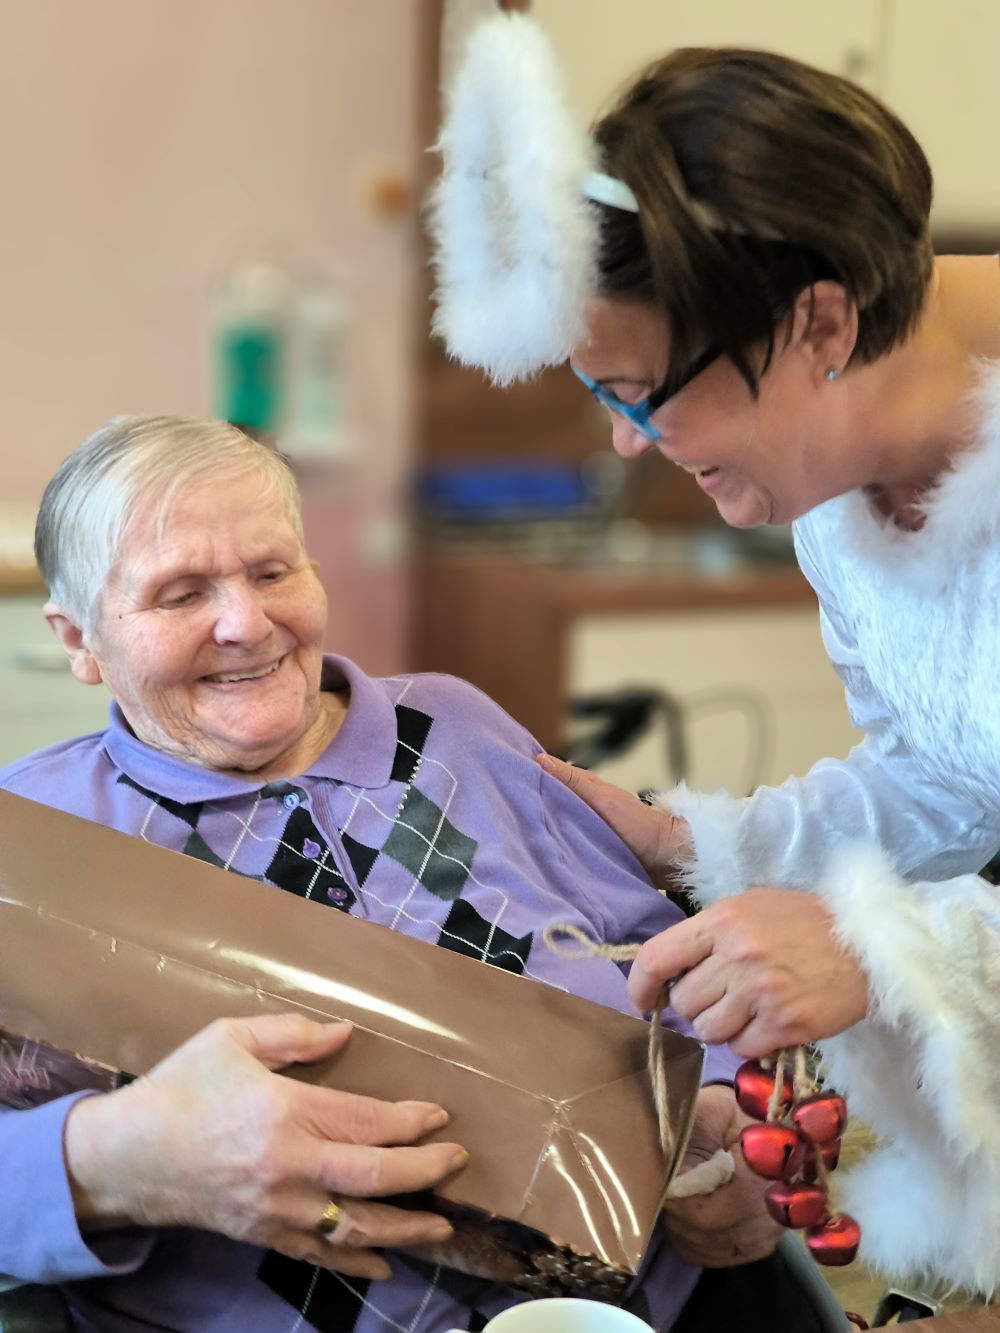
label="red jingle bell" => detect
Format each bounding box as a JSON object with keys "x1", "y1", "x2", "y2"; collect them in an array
[
  {"x1": 764, "y1": 1180, "x2": 828, "y2": 1229},
  {"x1": 791, "y1": 1093, "x2": 848, "y2": 1144},
  {"x1": 739, "y1": 1124, "x2": 804, "y2": 1180},
  {"x1": 805, "y1": 1213, "x2": 861, "y2": 1266},
  {"x1": 799, "y1": 1139, "x2": 842, "y2": 1182},
  {"x1": 734, "y1": 1059, "x2": 794, "y2": 1121}
]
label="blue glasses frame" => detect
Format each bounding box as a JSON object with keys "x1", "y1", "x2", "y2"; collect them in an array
[{"x1": 571, "y1": 345, "x2": 720, "y2": 442}]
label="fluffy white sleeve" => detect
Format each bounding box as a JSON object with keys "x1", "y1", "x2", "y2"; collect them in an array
[
  {"x1": 664, "y1": 519, "x2": 1000, "y2": 899},
  {"x1": 653, "y1": 528, "x2": 1000, "y2": 1293}
]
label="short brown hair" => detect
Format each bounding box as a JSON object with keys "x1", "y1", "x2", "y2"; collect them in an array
[{"x1": 593, "y1": 48, "x2": 935, "y2": 394}]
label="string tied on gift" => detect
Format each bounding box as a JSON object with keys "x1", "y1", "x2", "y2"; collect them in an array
[
  {"x1": 543, "y1": 922, "x2": 672, "y2": 1160},
  {"x1": 543, "y1": 922, "x2": 738, "y2": 1200}
]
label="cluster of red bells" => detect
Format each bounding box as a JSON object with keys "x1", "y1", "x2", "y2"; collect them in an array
[{"x1": 735, "y1": 1057, "x2": 861, "y2": 1267}]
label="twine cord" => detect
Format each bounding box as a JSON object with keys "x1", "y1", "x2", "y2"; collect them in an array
[
  {"x1": 543, "y1": 925, "x2": 824, "y2": 1199},
  {"x1": 543, "y1": 923, "x2": 672, "y2": 1163},
  {"x1": 762, "y1": 1044, "x2": 830, "y2": 1194}
]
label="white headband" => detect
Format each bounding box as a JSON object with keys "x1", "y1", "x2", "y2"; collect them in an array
[
  {"x1": 581, "y1": 170, "x2": 639, "y2": 213},
  {"x1": 427, "y1": 13, "x2": 605, "y2": 386}
]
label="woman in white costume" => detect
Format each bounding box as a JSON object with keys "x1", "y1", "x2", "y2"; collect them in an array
[{"x1": 431, "y1": 27, "x2": 1000, "y2": 1297}]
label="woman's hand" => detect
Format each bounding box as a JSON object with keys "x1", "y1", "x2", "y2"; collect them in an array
[
  {"x1": 536, "y1": 754, "x2": 691, "y2": 879},
  {"x1": 631, "y1": 888, "x2": 870, "y2": 1056},
  {"x1": 663, "y1": 1084, "x2": 780, "y2": 1267},
  {"x1": 64, "y1": 1014, "x2": 467, "y2": 1280}
]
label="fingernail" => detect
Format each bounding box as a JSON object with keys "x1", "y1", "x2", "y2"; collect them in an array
[
  {"x1": 425, "y1": 1107, "x2": 449, "y2": 1131},
  {"x1": 448, "y1": 1148, "x2": 470, "y2": 1172},
  {"x1": 429, "y1": 1220, "x2": 454, "y2": 1241}
]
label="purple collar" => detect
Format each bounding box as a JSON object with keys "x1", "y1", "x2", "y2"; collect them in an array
[{"x1": 102, "y1": 655, "x2": 398, "y2": 802}]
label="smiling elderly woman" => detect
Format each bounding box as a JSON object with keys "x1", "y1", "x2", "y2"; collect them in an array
[{"x1": 0, "y1": 416, "x2": 772, "y2": 1333}]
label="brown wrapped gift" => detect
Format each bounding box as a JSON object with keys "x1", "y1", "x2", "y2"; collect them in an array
[{"x1": 0, "y1": 791, "x2": 703, "y2": 1296}]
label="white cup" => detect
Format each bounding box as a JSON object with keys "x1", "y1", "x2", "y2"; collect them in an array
[{"x1": 447, "y1": 1297, "x2": 652, "y2": 1332}]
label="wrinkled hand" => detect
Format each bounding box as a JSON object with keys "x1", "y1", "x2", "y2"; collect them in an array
[
  {"x1": 630, "y1": 888, "x2": 870, "y2": 1056},
  {"x1": 64, "y1": 1014, "x2": 467, "y2": 1280},
  {"x1": 536, "y1": 754, "x2": 691, "y2": 881},
  {"x1": 663, "y1": 1085, "x2": 780, "y2": 1267}
]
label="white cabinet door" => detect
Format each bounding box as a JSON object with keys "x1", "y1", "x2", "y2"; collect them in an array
[
  {"x1": 0, "y1": 598, "x2": 110, "y2": 766},
  {"x1": 567, "y1": 607, "x2": 861, "y2": 795},
  {"x1": 881, "y1": 0, "x2": 1000, "y2": 233},
  {"x1": 533, "y1": 0, "x2": 882, "y2": 119},
  {"x1": 534, "y1": 0, "x2": 999, "y2": 234}
]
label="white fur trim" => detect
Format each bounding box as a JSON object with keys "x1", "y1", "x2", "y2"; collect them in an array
[
  {"x1": 834, "y1": 360, "x2": 1000, "y2": 593},
  {"x1": 817, "y1": 844, "x2": 1000, "y2": 1152},
  {"x1": 837, "y1": 1136, "x2": 1000, "y2": 1295},
  {"x1": 427, "y1": 13, "x2": 599, "y2": 385},
  {"x1": 651, "y1": 783, "x2": 748, "y2": 906},
  {"x1": 647, "y1": 795, "x2": 1000, "y2": 1291},
  {"x1": 815, "y1": 844, "x2": 1000, "y2": 1293}
]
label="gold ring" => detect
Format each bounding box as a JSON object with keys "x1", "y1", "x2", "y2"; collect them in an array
[{"x1": 316, "y1": 1199, "x2": 343, "y2": 1236}]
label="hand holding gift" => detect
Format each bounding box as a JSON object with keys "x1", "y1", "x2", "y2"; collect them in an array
[{"x1": 63, "y1": 1014, "x2": 466, "y2": 1281}]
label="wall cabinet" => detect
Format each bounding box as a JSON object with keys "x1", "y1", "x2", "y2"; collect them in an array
[
  {"x1": 533, "y1": 0, "x2": 1000, "y2": 237},
  {"x1": 880, "y1": 1, "x2": 1000, "y2": 234}
]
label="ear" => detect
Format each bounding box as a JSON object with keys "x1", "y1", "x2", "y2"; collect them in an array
[
  {"x1": 44, "y1": 602, "x2": 104, "y2": 686},
  {"x1": 789, "y1": 282, "x2": 859, "y2": 384}
]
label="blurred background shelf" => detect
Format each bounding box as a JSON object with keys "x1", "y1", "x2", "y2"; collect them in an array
[{"x1": 1, "y1": 0, "x2": 996, "y2": 768}]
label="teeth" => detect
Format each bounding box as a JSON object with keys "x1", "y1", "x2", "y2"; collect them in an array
[{"x1": 208, "y1": 662, "x2": 279, "y2": 684}]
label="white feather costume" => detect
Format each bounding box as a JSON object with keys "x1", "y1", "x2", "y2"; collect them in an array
[
  {"x1": 427, "y1": 10, "x2": 1000, "y2": 1293},
  {"x1": 661, "y1": 362, "x2": 1000, "y2": 1294}
]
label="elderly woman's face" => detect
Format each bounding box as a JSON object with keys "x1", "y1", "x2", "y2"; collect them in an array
[{"x1": 83, "y1": 471, "x2": 328, "y2": 772}]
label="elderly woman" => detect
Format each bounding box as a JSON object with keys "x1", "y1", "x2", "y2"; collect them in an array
[{"x1": 0, "y1": 416, "x2": 784, "y2": 1333}]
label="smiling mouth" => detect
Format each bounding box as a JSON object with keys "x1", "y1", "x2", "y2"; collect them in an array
[
  {"x1": 203, "y1": 658, "x2": 283, "y2": 685},
  {"x1": 678, "y1": 464, "x2": 719, "y2": 478}
]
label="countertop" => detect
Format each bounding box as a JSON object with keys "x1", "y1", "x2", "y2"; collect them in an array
[
  {"x1": 415, "y1": 531, "x2": 818, "y2": 753},
  {"x1": 418, "y1": 520, "x2": 813, "y2": 611}
]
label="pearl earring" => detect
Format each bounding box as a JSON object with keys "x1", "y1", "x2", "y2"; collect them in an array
[{"x1": 824, "y1": 367, "x2": 840, "y2": 382}]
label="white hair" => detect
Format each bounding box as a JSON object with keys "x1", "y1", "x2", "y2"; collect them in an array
[{"x1": 35, "y1": 416, "x2": 304, "y2": 635}]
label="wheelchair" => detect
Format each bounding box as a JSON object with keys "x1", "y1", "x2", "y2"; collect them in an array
[{"x1": 0, "y1": 1234, "x2": 866, "y2": 1332}]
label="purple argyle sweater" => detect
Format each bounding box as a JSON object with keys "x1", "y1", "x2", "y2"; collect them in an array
[{"x1": 0, "y1": 656, "x2": 739, "y2": 1332}]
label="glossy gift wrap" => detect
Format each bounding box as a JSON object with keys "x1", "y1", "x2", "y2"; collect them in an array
[{"x1": 0, "y1": 792, "x2": 704, "y2": 1293}]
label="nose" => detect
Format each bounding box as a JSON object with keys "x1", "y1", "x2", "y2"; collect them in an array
[
  {"x1": 212, "y1": 580, "x2": 273, "y2": 646},
  {"x1": 610, "y1": 415, "x2": 654, "y2": 461}
]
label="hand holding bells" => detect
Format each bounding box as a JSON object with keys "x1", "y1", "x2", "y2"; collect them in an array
[{"x1": 735, "y1": 1048, "x2": 861, "y2": 1266}]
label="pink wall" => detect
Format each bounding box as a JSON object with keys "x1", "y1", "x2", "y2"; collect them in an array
[{"x1": 0, "y1": 1, "x2": 425, "y2": 670}]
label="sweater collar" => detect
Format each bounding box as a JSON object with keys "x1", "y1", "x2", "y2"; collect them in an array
[{"x1": 103, "y1": 654, "x2": 398, "y2": 803}]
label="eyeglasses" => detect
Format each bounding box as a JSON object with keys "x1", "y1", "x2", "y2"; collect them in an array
[{"x1": 571, "y1": 345, "x2": 721, "y2": 443}]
